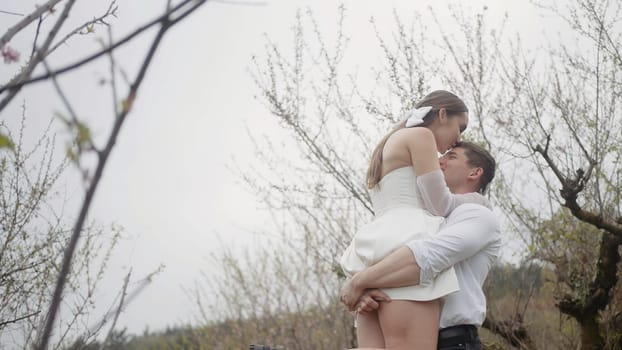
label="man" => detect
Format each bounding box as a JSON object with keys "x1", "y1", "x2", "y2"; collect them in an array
[{"x1": 340, "y1": 141, "x2": 501, "y2": 350}]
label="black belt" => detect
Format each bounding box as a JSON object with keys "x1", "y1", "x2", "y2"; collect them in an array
[{"x1": 438, "y1": 325, "x2": 479, "y2": 347}]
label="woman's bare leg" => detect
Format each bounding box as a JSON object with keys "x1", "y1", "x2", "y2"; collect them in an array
[
  {"x1": 377, "y1": 299, "x2": 441, "y2": 350},
  {"x1": 355, "y1": 310, "x2": 385, "y2": 348}
]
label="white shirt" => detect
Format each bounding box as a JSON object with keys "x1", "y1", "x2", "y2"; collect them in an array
[{"x1": 407, "y1": 203, "x2": 501, "y2": 328}]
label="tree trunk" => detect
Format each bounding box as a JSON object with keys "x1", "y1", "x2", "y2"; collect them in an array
[
  {"x1": 557, "y1": 232, "x2": 621, "y2": 350},
  {"x1": 579, "y1": 317, "x2": 604, "y2": 350}
]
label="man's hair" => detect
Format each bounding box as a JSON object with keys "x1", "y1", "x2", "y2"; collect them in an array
[{"x1": 454, "y1": 141, "x2": 496, "y2": 194}]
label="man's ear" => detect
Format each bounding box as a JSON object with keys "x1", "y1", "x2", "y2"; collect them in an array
[{"x1": 468, "y1": 167, "x2": 484, "y2": 180}]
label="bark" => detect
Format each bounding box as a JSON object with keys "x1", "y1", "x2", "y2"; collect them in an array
[
  {"x1": 557, "y1": 232, "x2": 622, "y2": 349},
  {"x1": 579, "y1": 317, "x2": 605, "y2": 350},
  {"x1": 482, "y1": 315, "x2": 535, "y2": 349}
]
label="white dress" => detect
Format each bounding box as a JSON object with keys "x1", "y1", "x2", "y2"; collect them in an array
[{"x1": 340, "y1": 166, "x2": 459, "y2": 300}]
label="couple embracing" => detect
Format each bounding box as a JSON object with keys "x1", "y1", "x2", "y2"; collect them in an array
[{"x1": 339, "y1": 90, "x2": 501, "y2": 350}]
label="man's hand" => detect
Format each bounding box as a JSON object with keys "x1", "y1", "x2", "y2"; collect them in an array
[
  {"x1": 356, "y1": 289, "x2": 391, "y2": 314},
  {"x1": 339, "y1": 246, "x2": 420, "y2": 310},
  {"x1": 339, "y1": 274, "x2": 365, "y2": 311}
]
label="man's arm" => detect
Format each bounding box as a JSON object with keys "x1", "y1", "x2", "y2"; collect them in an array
[
  {"x1": 340, "y1": 246, "x2": 421, "y2": 310},
  {"x1": 340, "y1": 204, "x2": 499, "y2": 309},
  {"x1": 408, "y1": 204, "x2": 499, "y2": 285}
]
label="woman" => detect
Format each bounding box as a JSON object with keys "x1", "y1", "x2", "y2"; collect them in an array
[{"x1": 340, "y1": 90, "x2": 487, "y2": 349}]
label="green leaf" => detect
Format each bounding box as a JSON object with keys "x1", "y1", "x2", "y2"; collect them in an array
[
  {"x1": 0, "y1": 133, "x2": 14, "y2": 150},
  {"x1": 75, "y1": 121, "x2": 91, "y2": 147},
  {"x1": 66, "y1": 147, "x2": 77, "y2": 162}
]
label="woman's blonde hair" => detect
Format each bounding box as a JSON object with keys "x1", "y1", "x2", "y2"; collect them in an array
[{"x1": 365, "y1": 90, "x2": 468, "y2": 189}]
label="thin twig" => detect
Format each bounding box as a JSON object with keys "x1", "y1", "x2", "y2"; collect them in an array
[
  {"x1": 0, "y1": 0, "x2": 78, "y2": 112},
  {"x1": 533, "y1": 135, "x2": 567, "y2": 188},
  {"x1": 106, "y1": 27, "x2": 119, "y2": 118},
  {"x1": 41, "y1": 60, "x2": 79, "y2": 123},
  {"x1": 0, "y1": 311, "x2": 41, "y2": 328},
  {"x1": 0, "y1": 10, "x2": 25, "y2": 17},
  {"x1": 0, "y1": 0, "x2": 63, "y2": 49},
  {"x1": 0, "y1": 0, "x2": 191, "y2": 96},
  {"x1": 41, "y1": 58, "x2": 96, "y2": 158},
  {"x1": 99, "y1": 270, "x2": 131, "y2": 350},
  {"x1": 29, "y1": 16, "x2": 44, "y2": 62},
  {"x1": 85, "y1": 270, "x2": 157, "y2": 336},
  {"x1": 34, "y1": 1, "x2": 208, "y2": 348},
  {"x1": 46, "y1": 1, "x2": 118, "y2": 55}
]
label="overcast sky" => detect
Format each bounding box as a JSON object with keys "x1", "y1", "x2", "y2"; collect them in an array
[{"x1": 1, "y1": 0, "x2": 552, "y2": 337}]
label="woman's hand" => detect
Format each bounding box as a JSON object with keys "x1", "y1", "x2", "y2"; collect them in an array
[
  {"x1": 339, "y1": 275, "x2": 365, "y2": 311},
  {"x1": 340, "y1": 275, "x2": 392, "y2": 311},
  {"x1": 356, "y1": 289, "x2": 391, "y2": 313}
]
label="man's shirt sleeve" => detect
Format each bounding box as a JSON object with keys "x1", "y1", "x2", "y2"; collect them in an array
[{"x1": 407, "y1": 203, "x2": 500, "y2": 285}]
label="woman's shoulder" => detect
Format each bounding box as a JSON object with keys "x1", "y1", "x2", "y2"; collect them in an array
[
  {"x1": 389, "y1": 127, "x2": 435, "y2": 148},
  {"x1": 392, "y1": 126, "x2": 434, "y2": 140}
]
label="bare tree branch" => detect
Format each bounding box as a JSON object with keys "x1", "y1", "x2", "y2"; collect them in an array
[
  {"x1": 0, "y1": 10, "x2": 25, "y2": 17},
  {"x1": 34, "y1": 1, "x2": 208, "y2": 349},
  {"x1": 0, "y1": 311, "x2": 41, "y2": 329},
  {"x1": 46, "y1": 1, "x2": 118, "y2": 55},
  {"x1": 0, "y1": 0, "x2": 63, "y2": 49},
  {"x1": 29, "y1": 16, "x2": 44, "y2": 62},
  {"x1": 0, "y1": 0, "x2": 196, "y2": 98},
  {"x1": 99, "y1": 270, "x2": 131, "y2": 350},
  {"x1": 0, "y1": 0, "x2": 78, "y2": 112}
]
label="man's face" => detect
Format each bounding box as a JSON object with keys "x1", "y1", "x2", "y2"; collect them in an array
[{"x1": 439, "y1": 147, "x2": 477, "y2": 194}]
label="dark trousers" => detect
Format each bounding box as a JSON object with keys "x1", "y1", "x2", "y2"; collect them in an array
[{"x1": 437, "y1": 325, "x2": 482, "y2": 350}]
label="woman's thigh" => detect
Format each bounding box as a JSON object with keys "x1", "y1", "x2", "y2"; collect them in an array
[
  {"x1": 356, "y1": 310, "x2": 385, "y2": 348},
  {"x1": 378, "y1": 299, "x2": 441, "y2": 350}
]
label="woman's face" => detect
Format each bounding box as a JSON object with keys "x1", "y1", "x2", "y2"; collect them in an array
[{"x1": 434, "y1": 111, "x2": 468, "y2": 153}]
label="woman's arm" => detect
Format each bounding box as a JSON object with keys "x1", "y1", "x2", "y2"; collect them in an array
[
  {"x1": 404, "y1": 129, "x2": 488, "y2": 215},
  {"x1": 417, "y1": 170, "x2": 490, "y2": 216},
  {"x1": 404, "y1": 127, "x2": 441, "y2": 176}
]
